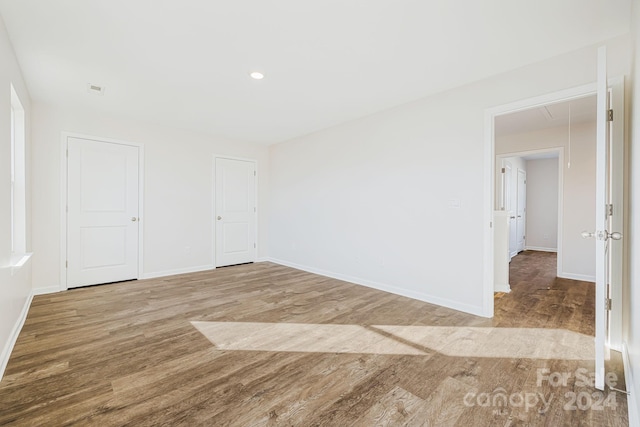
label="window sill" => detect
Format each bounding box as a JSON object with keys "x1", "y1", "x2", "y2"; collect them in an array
[{"x1": 10, "y1": 252, "x2": 32, "y2": 268}]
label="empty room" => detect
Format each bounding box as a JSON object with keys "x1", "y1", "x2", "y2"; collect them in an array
[{"x1": 1, "y1": 1, "x2": 640, "y2": 425}]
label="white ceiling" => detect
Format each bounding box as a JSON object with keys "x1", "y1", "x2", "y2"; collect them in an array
[
  {"x1": 495, "y1": 95, "x2": 597, "y2": 137},
  {"x1": 0, "y1": 0, "x2": 631, "y2": 144}
]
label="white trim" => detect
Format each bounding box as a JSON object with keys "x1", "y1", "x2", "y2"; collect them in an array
[
  {"x1": 483, "y1": 109, "x2": 495, "y2": 318},
  {"x1": 0, "y1": 293, "x2": 33, "y2": 380},
  {"x1": 558, "y1": 272, "x2": 596, "y2": 282},
  {"x1": 608, "y1": 77, "x2": 625, "y2": 353},
  {"x1": 622, "y1": 342, "x2": 639, "y2": 426},
  {"x1": 140, "y1": 264, "x2": 215, "y2": 280},
  {"x1": 59, "y1": 136, "x2": 66, "y2": 291},
  {"x1": 32, "y1": 286, "x2": 62, "y2": 296},
  {"x1": 138, "y1": 145, "x2": 145, "y2": 281},
  {"x1": 516, "y1": 167, "x2": 527, "y2": 252},
  {"x1": 525, "y1": 246, "x2": 558, "y2": 253},
  {"x1": 9, "y1": 252, "x2": 32, "y2": 268},
  {"x1": 494, "y1": 284, "x2": 511, "y2": 293},
  {"x1": 267, "y1": 257, "x2": 488, "y2": 318},
  {"x1": 60, "y1": 132, "x2": 145, "y2": 291},
  {"x1": 213, "y1": 155, "x2": 259, "y2": 267},
  {"x1": 256, "y1": 257, "x2": 270, "y2": 263}
]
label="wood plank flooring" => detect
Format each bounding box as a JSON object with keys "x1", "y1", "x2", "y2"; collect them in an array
[{"x1": 0, "y1": 251, "x2": 628, "y2": 425}]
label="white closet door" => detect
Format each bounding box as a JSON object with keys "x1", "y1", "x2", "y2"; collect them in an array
[
  {"x1": 67, "y1": 137, "x2": 139, "y2": 287},
  {"x1": 215, "y1": 157, "x2": 256, "y2": 267}
]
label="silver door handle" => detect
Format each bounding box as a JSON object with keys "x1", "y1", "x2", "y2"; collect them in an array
[
  {"x1": 131, "y1": 217, "x2": 137, "y2": 222},
  {"x1": 609, "y1": 231, "x2": 623, "y2": 240},
  {"x1": 517, "y1": 215, "x2": 522, "y2": 218},
  {"x1": 217, "y1": 216, "x2": 222, "y2": 220},
  {"x1": 510, "y1": 216, "x2": 516, "y2": 219},
  {"x1": 581, "y1": 230, "x2": 622, "y2": 241}
]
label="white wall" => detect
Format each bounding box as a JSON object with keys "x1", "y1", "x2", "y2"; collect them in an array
[
  {"x1": 31, "y1": 103, "x2": 269, "y2": 291},
  {"x1": 269, "y1": 36, "x2": 629, "y2": 317},
  {"x1": 0, "y1": 15, "x2": 32, "y2": 374},
  {"x1": 626, "y1": 0, "x2": 640, "y2": 421},
  {"x1": 496, "y1": 123, "x2": 596, "y2": 280},
  {"x1": 525, "y1": 158, "x2": 559, "y2": 251}
]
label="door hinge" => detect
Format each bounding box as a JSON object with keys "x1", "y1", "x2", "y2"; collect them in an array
[
  {"x1": 605, "y1": 297, "x2": 612, "y2": 311},
  {"x1": 501, "y1": 167, "x2": 505, "y2": 173},
  {"x1": 65, "y1": 260, "x2": 68, "y2": 268},
  {"x1": 254, "y1": 243, "x2": 256, "y2": 248},
  {"x1": 254, "y1": 170, "x2": 256, "y2": 176},
  {"x1": 607, "y1": 204, "x2": 613, "y2": 216},
  {"x1": 608, "y1": 109, "x2": 614, "y2": 122}
]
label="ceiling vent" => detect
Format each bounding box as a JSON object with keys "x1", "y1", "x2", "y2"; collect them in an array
[{"x1": 87, "y1": 83, "x2": 105, "y2": 96}]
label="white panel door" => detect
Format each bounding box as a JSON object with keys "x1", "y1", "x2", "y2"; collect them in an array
[
  {"x1": 67, "y1": 137, "x2": 139, "y2": 288},
  {"x1": 503, "y1": 161, "x2": 518, "y2": 258},
  {"x1": 516, "y1": 169, "x2": 527, "y2": 253},
  {"x1": 593, "y1": 46, "x2": 609, "y2": 391},
  {"x1": 215, "y1": 158, "x2": 256, "y2": 267}
]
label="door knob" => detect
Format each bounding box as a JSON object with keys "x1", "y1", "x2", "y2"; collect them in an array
[
  {"x1": 581, "y1": 230, "x2": 622, "y2": 241},
  {"x1": 217, "y1": 216, "x2": 222, "y2": 220},
  {"x1": 510, "y1": 216, "x2": 516, "y2": 219},
  {"x1": 131, "y1": 217, "x2": 137, "y2": 222},
  {"x1": 609, "y1": 232, "x2": 623, "y2": 240}
]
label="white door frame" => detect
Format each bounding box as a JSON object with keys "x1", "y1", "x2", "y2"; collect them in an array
[
  {"x1": 516, "y1": 168, "x2": 527, "y2": 253},
  {"x1": 60, "y1": 132, "x2": 145, "y2": 291},
  {"x1": 212, "y1": 155, "x2": 259, "y2": 267},
  {"x1": 496, "y1": 148, "x2": 564, "y2": 266},
  {"x1": 483, "y1": 76, "x2": 624, "y2": 326}
]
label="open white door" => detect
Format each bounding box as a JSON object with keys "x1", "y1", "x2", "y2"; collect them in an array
[
  {"x1": 581, "y1": 48, "x2": 624, "y2": 391},
  {"x1": 592, "y1": 46, "x2": 610, "y2": 391},
  {"x1": 501, "y1": 161, "x2": 518, "y2": 258}
]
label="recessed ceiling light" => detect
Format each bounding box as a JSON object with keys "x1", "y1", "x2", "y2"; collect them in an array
[{"x1": 249, "y1": 71, "x2": 264, "y2": 80}]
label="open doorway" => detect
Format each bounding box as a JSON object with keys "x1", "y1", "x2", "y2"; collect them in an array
[
  {"x1": 494, "y1": 94, "x2": 597, "y2": 283},
  {"x1": 486, "y1": 76, "x2": 625, "y2": 352}
]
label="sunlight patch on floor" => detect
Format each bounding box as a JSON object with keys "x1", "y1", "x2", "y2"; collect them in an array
[
  {"x1": 191, "y1": 321, "x2": 428, "y2": 355},
  {"x1": 191, "y1": 322, "x2": 594, "y2": 360}
]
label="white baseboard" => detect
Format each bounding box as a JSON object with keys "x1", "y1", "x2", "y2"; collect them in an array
[
  {"x1": 494, "y1": 283, "x2": 511, "y2": 293},
  {"x1": 32, "y1": 285, "x2": 61, "y2": 295},
  {"x1": 622, "y1": 342, "x2": 638, "y2": 427},
  {"x1": 266, "y1": 257, "x2": 488, "y2": 318},
  {"x1": 140, "y1": 264, "x2": 216, "y2": 280},
  {"x1": 525, "y1": 246, "x2": 558, "y2": 253},
  {"x1": 256, "y1": 257, "x2": 270, "y2": 263},
  {"x1": 0, "y1": 292, "x2": 33, "y2": 380},
  {"x1": 558, "y1": 272, "x2": 596, "y2": 282}
]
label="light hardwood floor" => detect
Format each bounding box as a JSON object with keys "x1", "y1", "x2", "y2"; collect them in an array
[{"x1": 0, "y1": 252, "x2": 628, "y2": 425}]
